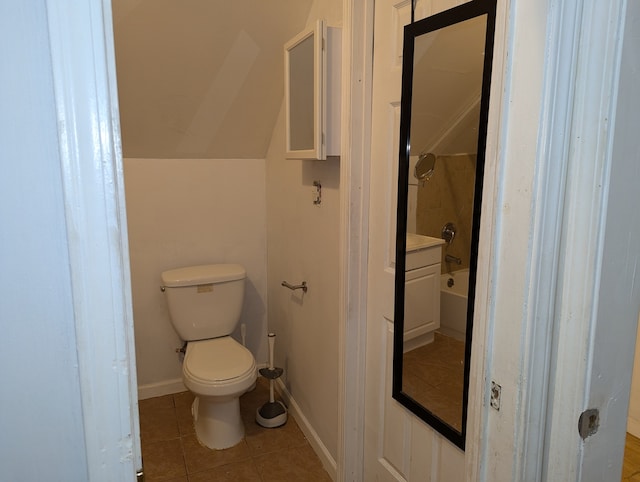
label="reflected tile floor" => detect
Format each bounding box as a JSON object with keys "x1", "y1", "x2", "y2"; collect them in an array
[
  {"x1": 402, "y1": 332, "x2": 465, "y2": 431},
  {"x1": 139, "y1": 377, "x2": 332, "y2": 481}
]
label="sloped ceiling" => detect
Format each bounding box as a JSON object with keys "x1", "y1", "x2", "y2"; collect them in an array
[
  {"x1": 112, "y1": 0, "x2": 313, "y2": 159},
  {"x1": 409, "y1": 14, "x2": 487, "y2": 157}
]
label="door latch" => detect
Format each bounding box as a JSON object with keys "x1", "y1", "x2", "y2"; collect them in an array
[
  {"x1": 490, "y1": 381, "x2": 501, "y2": 410},
  {"x1": 578, "y1": 408, "x2": 599, "y2": 440}
]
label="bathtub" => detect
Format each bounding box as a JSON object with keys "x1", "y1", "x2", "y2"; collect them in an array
[{"x1": 440, "y1": 269, "x2": 469, "y2": 341}]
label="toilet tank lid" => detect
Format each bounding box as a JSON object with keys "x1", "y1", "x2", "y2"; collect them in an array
[{"x1": 161, "y1": 264, "x2": 246, "y2": 287}]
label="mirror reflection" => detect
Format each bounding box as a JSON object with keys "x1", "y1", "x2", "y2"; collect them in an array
[
  {"x1": 393, "y1": 1, "x2": 496, "y2": 449},
  {"x1": 288, "y1": 32, "x2": 315, "y2": 152}
]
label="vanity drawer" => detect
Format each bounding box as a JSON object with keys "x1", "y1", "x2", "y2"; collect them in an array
[{"x1": 406, "y1": 246, "x2": 441, "y2": 270}]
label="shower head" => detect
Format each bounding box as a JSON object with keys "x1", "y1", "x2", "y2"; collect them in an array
[{"x1": 414, "y1": 152, "x2": 437, "y2": 183}]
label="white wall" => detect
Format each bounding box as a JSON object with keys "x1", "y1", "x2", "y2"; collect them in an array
[
  {"x1": 0, "y1": 1, "x2": 89, "y2": 479},
  {"x1": 265, "y1": 0, "x2": 343, "y2": 467},
  {"x1": 124, "y1": 158, "x2": 269, "y2": 397},
  {"x1": 112, "y1": 0, "x2": 313, "y2": 159}
]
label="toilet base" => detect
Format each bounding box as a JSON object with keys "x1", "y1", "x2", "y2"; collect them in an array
[{"x1": 192, "y1": 395, "x2": 244, "y2": 450}]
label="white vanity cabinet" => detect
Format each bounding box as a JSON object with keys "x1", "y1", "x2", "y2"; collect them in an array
[{"x1": 404, "y1": 234, "x2": 445, "y2": 350}]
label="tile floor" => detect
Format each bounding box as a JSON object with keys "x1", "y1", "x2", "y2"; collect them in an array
[
  {"x1": 623, "y1": 433, "x2": 640, "y2": 481},
  {"x1": 139, "y1": 377, "x2": 331, "y2": 481},
  {"x1": 140, "y1": 356, "x2": 639, "y2": 481},
  {"x1": 402, "y1": 331, "x2": 465, "y2": 430}
]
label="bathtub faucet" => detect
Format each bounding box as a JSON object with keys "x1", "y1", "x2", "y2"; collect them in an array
[{"x1": 445, "y1": 254, "x2": 462, "y2": 265}]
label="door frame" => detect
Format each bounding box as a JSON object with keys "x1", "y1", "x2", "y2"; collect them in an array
[
  {"x1": 50, "y1": 0, "x2": 638, "y2": 479},
  {"x1": 46, "y1": 1, "x2": 141, "y2": 480},
  {"x1": 337, "y1": 0, "x2": 374, "y2": 480},
  {"x1": 341, "y1": 0, "x2": 640, "y2": 480}
]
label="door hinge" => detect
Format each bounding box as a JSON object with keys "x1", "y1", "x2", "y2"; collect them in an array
[
  {"x1": 136, "y1": 468, "x2": 144, "y2": 482},
  {"x1": 578, "y1": 408, "x2": 599, "y2": 440}
]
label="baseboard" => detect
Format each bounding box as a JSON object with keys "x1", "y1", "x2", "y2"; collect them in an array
[
  {"x1": 138, "y1": 378, "x2": 186, "y2": 400},
  {"x1": 138, "y1": 364, "x2": 268, "y2": 401},
  {"x1": 628, "y1": 417, "x2": 640, "y2": 438},
  {"x1": 275, "y1": 378, "x2": 338, "y2": 481}
]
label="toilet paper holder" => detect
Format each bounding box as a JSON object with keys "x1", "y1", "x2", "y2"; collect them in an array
[{"x1": 281, "y1": 280, "x2": 308, "y2": 293}]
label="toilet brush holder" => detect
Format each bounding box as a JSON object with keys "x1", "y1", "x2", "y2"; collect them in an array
[{"x1": 256, "y1": 333, "x2": 288, "y2": 428}]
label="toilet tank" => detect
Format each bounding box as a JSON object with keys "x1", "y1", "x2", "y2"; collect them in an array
[{"x1": 161, "y1": 264, "x2": 246, "y2": 341}]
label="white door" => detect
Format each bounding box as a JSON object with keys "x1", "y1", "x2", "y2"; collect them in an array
[
  {"x1": 364, "y1": 1, "x2": 469, "y2": 480},
  {"x1": 363, "y1": 0, "x2": 640, "y2": 480}
]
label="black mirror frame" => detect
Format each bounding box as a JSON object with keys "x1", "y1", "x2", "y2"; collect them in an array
[{"x1": 392, "y1": 0, "x2": 497, "y2": 450}]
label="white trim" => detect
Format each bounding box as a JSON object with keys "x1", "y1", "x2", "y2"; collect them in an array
[
  {"x1": 138, "y1": 379, "x2": 187, "y2": 400},
  {"x1": 509, "y1": 0, "x2": 587, "y2": 479},
  {"x1": 628, "y1": 418, "x2": 640, "y2": 440},
  {"x1": 46, "y1": 1, "x2": 140, "y2": 480},
  {"x1": 465, "y1": 0, "x2": 509, "y2": 478},
  {"x1": 543, "y1": 0, "x2": 633, "y2": 479},
  {"x1": 276, "y1": 379, "x2": 337, "y2": 480},
  {"x1": 138, "y1": 363, "x2": 271, "y2": 400},
  {"x1": 337, "y1": 0, "x2": 374, "y2": 481},
  {"x1": 468, "y1": 0, "x2": 635, "y2": 479}
]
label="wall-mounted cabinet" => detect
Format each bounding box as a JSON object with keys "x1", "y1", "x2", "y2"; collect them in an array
[{"x1": 284, "y1": 20, "x2": 341, "y2": 160}]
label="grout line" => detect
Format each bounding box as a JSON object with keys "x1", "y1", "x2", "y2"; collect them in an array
[{"x1": 141, "y1": 381, "x2": 330, "y2": 481}]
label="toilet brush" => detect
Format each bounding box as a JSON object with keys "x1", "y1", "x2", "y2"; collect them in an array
[{"x1": 256, "y1": 332, "x2": 287, "y2": 428}]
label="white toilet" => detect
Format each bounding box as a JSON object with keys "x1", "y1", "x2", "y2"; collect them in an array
[{"x1": 161, "y1": 263, "x2": 257, "y2": 450}]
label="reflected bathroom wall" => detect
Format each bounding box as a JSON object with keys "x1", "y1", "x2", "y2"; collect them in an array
[{"x1": 415, "y1": 153, "x2": 476, "y2": 273}]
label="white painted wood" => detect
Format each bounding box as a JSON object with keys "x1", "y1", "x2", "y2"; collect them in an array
[
  {"x1": 0, "y1": 3, "x2": 89, "y2": 479},
  {"x1": 326, "y1": 26, "x2": 343, "y2": 157},
  {"x1": 449, "y1": 0, "x2": 507, "y2": 478},
  {"x1": 408, "y1": 417, "x2": 434, "y2": 481},
  {"x1": 580, "y1": 2, "x2": 640, "y2": 475},
  {"x1": 284, "y1": 22, "x2": 341, "y2": 160},
  {"x1": 460, "y1": 0, "x2": 567, "y2": 478},
  {"x1": 383, "y1": 325, "x2": 410, "y2": 475},
  {"x1": 364, "y1": 1, "x2": 468, "y2": 481},
  {"x1": 138, "y1": 378, "x2": 187, "y2": 401},
  {"x1": 466, "y1": 0, "x2": 571, "y2": 479},
  {"x1": 466, "y1": 0, "x2": 640, "y2": 480},
  {"x1": 543, "y1": 1, "x2": 640, "y2": 480},
  {"x1": 285, "y1": 20, "x2": 325, "y2": 160},
  {"x1": 45, "y1": 0, "x2": 141, "y2": 479},
  {"x1": 439, "y1": 436, "x2": 465, "y2": 481},
  {"x1": 337, "y1": 0, "x2": 374, "y2": 480},
  {"x1": 364, "y1": 0, "x2": 406, "y2": 476}
]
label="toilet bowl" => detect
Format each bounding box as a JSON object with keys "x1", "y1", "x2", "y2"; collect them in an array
[
  {"x1": 160, "y1": 263, "x2": 256, "y2": 450},
  {"x1": 183, "y1": 337, "x2": 256, "y2": 449}
]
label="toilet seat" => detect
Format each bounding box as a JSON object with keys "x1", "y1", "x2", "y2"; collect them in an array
[{"x1": 183, "y1": 337, "x2": 256, "y2": 397}]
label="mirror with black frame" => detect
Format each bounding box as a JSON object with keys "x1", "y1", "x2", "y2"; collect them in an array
[{"x1": 392, "y1": 0, "x2": 496, "y2": 449}]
